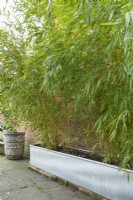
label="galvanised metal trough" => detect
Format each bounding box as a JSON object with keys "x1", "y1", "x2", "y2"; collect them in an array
[{"x1": 30, "y1": 145, "x2": 133, "y2": 200}]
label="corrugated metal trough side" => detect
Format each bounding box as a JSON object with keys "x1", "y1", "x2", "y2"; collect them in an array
[{"x1": 30, "y1": 145, "x2": 133, "y2": 200}]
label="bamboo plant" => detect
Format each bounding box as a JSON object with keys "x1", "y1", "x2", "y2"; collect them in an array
[{"x1": 0, "y1": 0, "x2": 133, "y2": 168}]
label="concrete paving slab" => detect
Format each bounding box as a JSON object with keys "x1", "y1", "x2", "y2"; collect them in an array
[
  {"x1": 2, "y1": 187, "x2": 54, "y2": 200},
  {"x1": 33, "y1": 179, "x2": 62, "y2": 191},
  {"x1": 0, "y1": 156, "x2": 101, "y2": 200},
  {"x1": 49, "y1": 186, "x2": 77, "y2": 200}
]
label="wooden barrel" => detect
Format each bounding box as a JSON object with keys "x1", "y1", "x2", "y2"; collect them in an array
[{"x1": 4, "y1": 132, "x2": 25, "y2": 160}]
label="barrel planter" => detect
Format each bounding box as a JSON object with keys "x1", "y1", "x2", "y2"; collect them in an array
[
  {"x1": 4, "y1": 132, "x2": 25, "y2": 160},
  {"x1": 30, "y1": 145, "x2": 133, "y2": 200}
]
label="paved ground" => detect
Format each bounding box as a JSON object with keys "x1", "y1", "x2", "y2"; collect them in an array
[{"x1": 0, "y1": 156, "x2": 100, "y2": 200}]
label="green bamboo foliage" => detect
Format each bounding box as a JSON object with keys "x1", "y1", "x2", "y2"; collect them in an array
[{"x1": 1, "y1": 0, "x2": 133, "y2": 168}]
